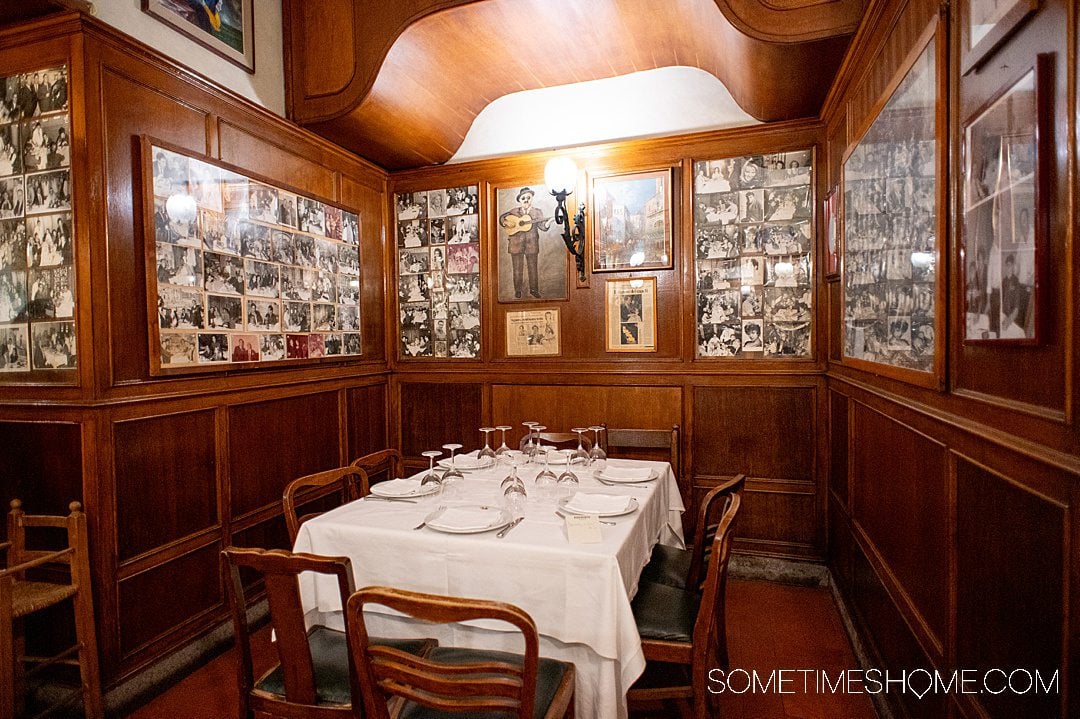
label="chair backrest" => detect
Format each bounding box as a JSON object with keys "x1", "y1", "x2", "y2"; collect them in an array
[
  {"x1": 351, "y1": 449, "x2": 405, "y2": 485},
  {"x1": 693, "y1": 492, "x2": 741, "y2": 671},
  {"x1": 347, "y1": 586, "x2": 541, "y2": 719},
  {"x1": 686, "y1": 474, "x2": 746, "y2": 590},
  {"x1": 283, "y1": 466, "x2": 370, "y2": 542},
  {"x1": 221, "y1": 547, "x2": 356, "y2": 711},
  {"x1": 603, "y1": 425, "x2": 680, "y2": 482},
  {"x1": 518, "y1": 432, "x2": 591, "y2": 451},
  {"x1": 4, "y1": 499, "x2": 85, "y2": 573}
]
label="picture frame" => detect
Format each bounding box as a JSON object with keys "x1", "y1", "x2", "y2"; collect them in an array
[
  {"x1": 494, "y1": 182, "x2": 569, "y2": 302},
  {"x1": 591, "y1": 169, "x2": 673, "y2": 272},
  {"x1": 142, "y1": 138, "x2": 363, "y2": 375},
  {"x1": 143, "y1": 0, "x2": 255, "y2": 73},
  {"x1": 605, "y1": 277, "x2": 656, "y2": 352},
  {"x1": 960, "y1": 0, "x2": 1038, "y2": 75},
  {"x1": 961, "y1": 55, "x2": 1050, "y2": 344},
  {"x1": 505, "y1": 308, "x2": 560, "y2": 356},
  {"x1": 841, "y1": 17, "x2": 945, "y2": 388},
  {"x1": 824, "y1": 188, "x2": 840, "y2": 278}
]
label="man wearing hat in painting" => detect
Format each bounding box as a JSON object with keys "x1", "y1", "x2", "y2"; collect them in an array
[{"x1": 499, "y1": 186, "x2": 551, "y2": 299}]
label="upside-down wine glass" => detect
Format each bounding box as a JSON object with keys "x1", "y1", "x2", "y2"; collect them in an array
[
  {"x1": 495, "y1": 425, "x2": 513, "y2": 458},
  {"x1": 588, "y1": 425, "x2": 607, "y2": 471},
  {"x1": 478, "y1": 427, "x2": 497, "y2": 468},
  {"x1": 440, "y1": 443, "x2": 465, "y2": 498},
  {"x1": 420, "y1": 450, "x2": 443, "y2": 497},
  {"x1": 522, "y1": 421, "x2": 539, "y2": 462},
  {"x1": 556, "y1": 449, "x2": 579, "y2": 498},
  {"x1": 534, "y1": 447, "x2": 558, "y2": 501},
  {"x1": 570, "y1": 427, "x2": 590, "y2": 466}
]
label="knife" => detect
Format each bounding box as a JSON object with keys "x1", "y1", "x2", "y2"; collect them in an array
[
  {"x1": 496, "y1": 516, "x2": 524, "y2": 538},
  {"x1": 365, "y1": 496, "x2": 419, "y2": 503}
]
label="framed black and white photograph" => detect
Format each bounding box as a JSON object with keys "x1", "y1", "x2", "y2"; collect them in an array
[
  {"x1": 143, "y1": 0, "x2": 255, "y2": 73},
  {"x1": 143, "y1": 140, "x2": 363, "y2": 374},
  {"x1": 824, "y1": 189, "x2": 840, "y2": 277},
  {"x1": 694, "y1": 148, "x2": 813, "y2": 359},
  {"x1": 605, "y1": 277, "x2": 656, "y2": 352},
  {"x1": 506, "y1": 308, "x2": 560, "y2": 356},
  {"x1": 592, "y1": 169, "x2": 673, "y2": 272},
  {"x1": 961, "y1": 0, "x2": 1038, "y2": 74},
  {"x1": 842, "y1": 20, "x2": 943, "y2": 386},
  {"x1": 962, "y1": 56, "x2": 1049, "y2": 344},
  {"x1": 31, "y1": 320, "x2": 75, "y2": 369},
  {"x1": 496, "y1": 182, "x2": 568, "y2": 302},
  {"x1": 0, "y1": 325, "x2": 29, "y2": 372}
]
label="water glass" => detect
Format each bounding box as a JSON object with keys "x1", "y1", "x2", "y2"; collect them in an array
[
  {"x1": 440, "y1": 443, "x2": 465, "y2": 499},
  {"x1": 570, "y1": 427, "x2": 590, "y2": 466},
  {"x1": 478, "y1": 427, "x2": 497, "y2": 468},
  {"x1": 420, "y1": 450, "x2": 443, "y2": 500},
  {"x1": 556, "y1": 450, "x2": 579, "y2": 498},
  {"x1": 588, "y1": 425, "x2": 607, "y2": 470}
]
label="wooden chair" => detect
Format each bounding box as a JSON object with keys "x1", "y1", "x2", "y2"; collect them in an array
[
  {"x1": 627, "y1": 493, "x2": 741, "y2": 719},
  {"x1": 351, "y1": 449, "x2": 406, "y2": 486},
  {"x1": 638, "y1": 474, "x2": 746, "y2": 592},
  {"x1": 601, "y1": 425, "x2": 680, "y2": 482},
  {"x1": 518, "y1": 432, "x2": 591, "y2": 452},
  {"x1": 283, "y1": 466, "x2": 370, "y2": 542},
  {"x1": 221, "y1": 547, "x2": 434, "y2": 719},
  {"x1": 0, "y1": 500, "x2": 103, "y2": 719},
  {"x1": 346, "y1": 586, "x2": 577, "y2": 719}
]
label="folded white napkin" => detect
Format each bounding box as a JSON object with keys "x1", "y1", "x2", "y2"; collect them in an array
[
  {"x1": 565, "y1": 493, "x2": 632, "y2": 514},
  {"x1": 598, "y1": 466, "x2": 653, "y2": 481},
  {"x1": 432, "y1": 507, "x2": 499, "y2": 531},
  {"x1": 447, "y1": 453, "x2": 483, "y2": 469},
  {"x1": 371, "y1": 478, "x2": 424, "y2": 497}
]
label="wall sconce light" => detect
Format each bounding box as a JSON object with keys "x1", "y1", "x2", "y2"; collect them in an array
[{"x1": 544, "y1": 156, "x2": 587, "y2": 282}]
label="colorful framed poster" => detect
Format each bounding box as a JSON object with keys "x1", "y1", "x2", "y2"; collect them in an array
[
  {"x1": 591, "y1": 169, "x2": 673, "y2": 272},
  {"x1": 143, "y1": 0, "x2": 255, "y2": 72}
]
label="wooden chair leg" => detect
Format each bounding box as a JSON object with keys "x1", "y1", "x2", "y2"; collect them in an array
[
  {"x1": 72, "y1": 589, "x2": 104, "y2": 718},
  {"x1": 0, "y1": 616, "x2": 15, "y2": 719}
]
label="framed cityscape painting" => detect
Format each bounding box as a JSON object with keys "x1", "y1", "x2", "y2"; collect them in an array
[
  {"x1": 143, "y1": 139, "x2": 362, "y2": 374},
  {"x1": 591, "y1": 169, "x2": 673, "y2": 272},
  {"x1": 143, "y1": 0, "x2": 255, "y2": 72},
  {"x1": 842, "y1": 19, "x2": 945, "y2": 387}
]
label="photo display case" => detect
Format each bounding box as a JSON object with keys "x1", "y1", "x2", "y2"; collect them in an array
[
  {"x1": 693, "y1": 149, "x2": 813, "y2": 358},
  {"x1": 0, "y1": 65, "x2": 75, "y2": 375},
  {"x1": 145, "y1": 141, "x2": 362, "y2": 372},
  {"x1": 395, "y1": 186, "x2": 481, "y2": 359},
  {"x1": 842, "y1": 21, "x2": 943, "y2": 383}
]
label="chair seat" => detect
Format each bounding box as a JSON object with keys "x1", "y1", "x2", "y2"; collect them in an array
[
  {"x1": 257, "y1": 626, "x2": 431, "y2": 705},
  {"x1": 397, "y1": 647, "x2": 571, "y2": 719},
  {"x1": 631, "y1": 581, "x2": 700, "y2": 644},
  {"x1": 638, "y1": 544, "x2": 690, "y2": 589},
  {"x1": 11, "y1": 580, "x2": 78, "y2": 618}
]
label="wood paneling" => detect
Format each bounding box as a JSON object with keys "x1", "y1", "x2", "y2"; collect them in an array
[
  {"x1": 692, "y1": 385, "x2": 815, "y2": 480},
  {"x1": 850, "y1": 402, "x2": 947, "y2": 653},
  {"x1": 0, "y1": 421, "x2": 83, "y2": 525},
  {"x1": 286, "y1": 0, "x2": 852, "y2": 168},
  {"x1": 828, "y1": 389, "x2": 848, "y2": 504},
  {"x1": 399, "y1": 380, "x2": 482, "y2": 456},
  {"x1": 230, "y1": 512, "x2": 291, "y2": 554},
  {"x1": 228, "y1": 392, "x2": 341, "y2": 517},
  {"x1": 113, "y1": 410, "x2": 218, "y2": 561},
  {"x1": 956, "y1": 457, "x2": 1066, "y2": 719},
  {"x1": 347, "y1": 384, "x2": 389, "y2": 461},
  {"x1": 217, "y1": 120, "x2": 336, "y2": 201},
  {"x1": 117, "y1": 542, "x2": 221, "y2": 661},
  {"x1": 735, "y1": 489, "x2": 818, "y2": 554}
]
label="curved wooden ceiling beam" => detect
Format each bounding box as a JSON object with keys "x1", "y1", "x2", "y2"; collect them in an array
[
  {"x1": 713, "y1": 0, "x2": 865, "y2": 43},
  {"x1": 285, "y1": 0, "x2": 858, "y2": 169}
]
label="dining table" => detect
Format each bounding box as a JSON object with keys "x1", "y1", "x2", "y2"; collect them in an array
[{"x1": 292, "y1": 454, "x2": 685, "y2": 719}]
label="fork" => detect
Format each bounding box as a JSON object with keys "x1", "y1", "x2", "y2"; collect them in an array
[{"x1": 596, "y1": 478, "x2": 647, "y2": 489}]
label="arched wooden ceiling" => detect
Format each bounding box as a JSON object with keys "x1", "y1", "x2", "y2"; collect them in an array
[{"x1": 282, "y1": 0, "x2": 864, "y2": 170}]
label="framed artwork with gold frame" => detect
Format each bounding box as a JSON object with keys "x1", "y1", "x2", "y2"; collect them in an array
[{"x1": 591, "y1": 169, "x2": 673, "y2": 272}]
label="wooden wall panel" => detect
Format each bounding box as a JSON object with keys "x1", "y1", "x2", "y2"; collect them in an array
[
  {"x1": 956, "y1": 457, "x2": 1066, "y2": 719},
  {"x1": 692, "y1": 385, "x2": 815, "y2": 480},
  {"x1": 735, "y1": 489, "x2": 818, "y2": 552},
  {"x1": 217, "y1": 120, "x2": 336, "y2": 201},
  {"x1": 228, "y1": 392, "x2": 341, "y2": 517},
  {"x1": 399, "y1": 381, "x2": 482, "y2": 456},
  {"x1": 113, "y1": 410, "x2": 217, "y2": 561},
  {"x1": 0, "y1": 421, "x2": 83, "y2": 526},
  {"x1": 117, "y1": 542, "x2": 221, "y2": 661},
  {"x1": 230, "y1": 512, "x2": 291, "y2": 554},
  {"x1": 490, "y1": 384, "x2": 682, "y2": 448},
  {"x1": 851, "y1": 402, "x2": 948, "y2": 652},
  {"x1": 346, "y1": 383, "x2": 388, "y2": 461},
  {"x1": 828, "y1": 389, "x2": 848, "y2": 504}
]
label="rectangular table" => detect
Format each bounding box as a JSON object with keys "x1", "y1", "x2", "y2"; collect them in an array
[{"x1": 293, "y1": 458, "x2": 684, "y2": 719}]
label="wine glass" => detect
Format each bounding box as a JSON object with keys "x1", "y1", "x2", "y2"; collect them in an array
[
  {"x1": 556, "y1": 449, "x2": 579, "y2": 498},
  {"x1": 522, "y1": 421, "x2": 539, "y2": 461},
  {"x1": 420, "y1": 450, "x2": 443, "y2": 498},
  {"x1": 588, "y1": 425, "x2": 607, "y2": 470},
  {"x1": 570, "y1": 427, "x2": 590, "y2": 466},
  {"x1": 494, "y1": 425, "x2": 513, "y2": 461},
  {"x1": 502, "y1": 476, "x2": 527, "y2": 514},
  {"x1": 534, "y1": 447, "x2": 558, "y2": 501},
  {"x1": 530, "y1": 425, "x2": 548, "y2": 462},
  {"x1": 478, "y1": 427, "x2": 497, "y2": 468},
  {"x1": 500, "y1": 456, "x2": 522, "y2": 490},
  {"x1": 440, "y1": 443, "x2": 465, "y2": 498}
]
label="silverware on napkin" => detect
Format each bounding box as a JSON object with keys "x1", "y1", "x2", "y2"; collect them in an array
[
  {"x1": 595, "y1": 478, "x2": 648, "y2": 489},
  {"x1": 365, "y1": 495, "x2": 419, "y2": 503},
  {"x1": 496, "y1": 517, "x2": 524, "y2": 538}
]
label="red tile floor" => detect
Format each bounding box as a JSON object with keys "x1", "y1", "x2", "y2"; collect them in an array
[{"x1": 123, "y1": 578, "x2": 878, "y2": 719}]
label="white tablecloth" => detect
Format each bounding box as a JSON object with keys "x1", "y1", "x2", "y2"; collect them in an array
[{"x1": 293, "y1": 459, "x2": 684, "y2": 719}]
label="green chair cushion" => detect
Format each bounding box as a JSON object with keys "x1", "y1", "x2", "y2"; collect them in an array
[
  {"x1": 638, "y1": 544, "x2": 690, "y2": 589},
  {"x1": 632, "y1": 581, "x2": 700, "y2": 644}
]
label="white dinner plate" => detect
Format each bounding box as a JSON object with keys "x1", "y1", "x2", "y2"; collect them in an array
[
  {"x1": 593, "y1": 468, "x2": 658, "y2": 484},
  {"x1": 436, "y1": 456, "x2": 489, "y2": 472},
  {"x1": 425, "y1": 505, "x2": 513, "y2": 534},
  {"x1": 557, "y1": 496, "x2": 639, "y2": 518},
  {"x1": 370, "y1": 479, "x2": 440, "y2": 499}
]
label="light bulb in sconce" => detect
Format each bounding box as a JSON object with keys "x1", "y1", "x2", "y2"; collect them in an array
[
  {"x1": 544, "y1": 156, "x2": 578, "y2": 195},
  {"x1": 165, "y1": 192, "x2": 198, "y2": 223}
]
